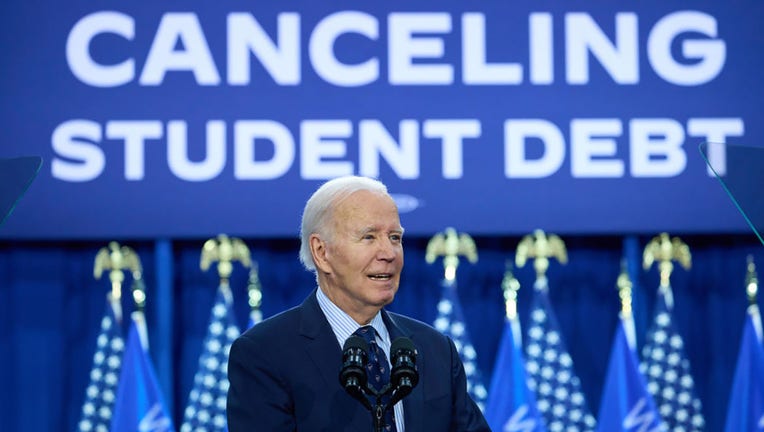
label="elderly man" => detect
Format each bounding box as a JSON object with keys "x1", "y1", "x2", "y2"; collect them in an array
[{"x1": 227, "y1": 175, "x2": 490, "y2": 432}]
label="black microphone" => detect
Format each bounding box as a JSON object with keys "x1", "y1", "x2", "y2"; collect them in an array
[
  {"x1": 388, "y1": 337, "x2": 419, "y2": 406},
  {"x1": 339, "y1": 334, "x2": 371, "y2": 410}
]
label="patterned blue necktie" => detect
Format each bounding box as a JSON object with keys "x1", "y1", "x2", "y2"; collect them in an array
[{"x1": 354, "y1": 326, "x2": 398, "y2": 432}]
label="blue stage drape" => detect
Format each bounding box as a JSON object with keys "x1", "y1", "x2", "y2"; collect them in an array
[{"x1": 1, "y1": 234, "x2": 762, "y2": 432}]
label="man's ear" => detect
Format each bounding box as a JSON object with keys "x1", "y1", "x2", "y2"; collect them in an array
[{"x1": 310, "y1": 234, "x2": 331, "y2": 273}]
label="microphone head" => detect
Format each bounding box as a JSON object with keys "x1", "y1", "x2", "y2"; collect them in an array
[
  {"x1": 391, "y1": 337, "x2": 416, "y2": 356},
  {"x1": 343, "y1": 334, "x2": 369, "y2": 353},
  {"x1": 390, "y1": 337, "x2": 419, "y2": 390},
  {"x1": 339, "y1": 334, "x2": 369, "y2": 391}
]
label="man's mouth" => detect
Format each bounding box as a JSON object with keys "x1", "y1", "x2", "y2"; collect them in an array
[{"x1": 368, "y1": 273, "x2": 393, "y2": 281}]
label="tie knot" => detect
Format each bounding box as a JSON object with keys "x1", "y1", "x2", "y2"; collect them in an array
[{"x1": 354, "y1": 325, "x2": 377, "y2": 345}]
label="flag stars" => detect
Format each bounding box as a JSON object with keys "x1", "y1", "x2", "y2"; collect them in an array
[
  {"x1": 667, "y1": 352, "x2": 680, "y2": 366},
  {"x1": 557, "y1": 370, "x2": 571, "y2": 384},
  {"x1": 216, "y1": 395, "x2": 226, "y2": 409},
  {"x1": 474, "y1": 384, "x2": 488, "y2": 399},
  {"x1": 102, "y1": 390, "x2": 115, "y2": 403},
  {"x1": 538, "y1": 399, "x2": 550, "y2": 412},
  {"x1": 669, "y1": 335, "x2": 683, "y2": 349},
  {"x1": 98, "y1": 406, "x2": 111, "y2": 419},
  {"x1": 675, "y1": 408, "x2": 689, "y2": 421},
  {"x1": 664, "y1": 370, "x2": 678, "y2": 383},
  {"x1": 210, "y1": 321, "x2": 223, "y2": 336},
  {"x1": 434, "y1": 317, "x2": 449, "y2": 332},
  {"x1": 207, "y1": 339, "x2": 222, "y2": 353},
  {"x1": 559, "y1": 353, "x2": 573, "y2": 368},
  {"x1": 544, "y1": 348, "x2": 558, "y2": 362},
  {"x1": 641, "y1": 294, "x2": 704, "y2": 431},
  {"x1": 97, "y1": 335, "x2": 109, "y2": 350},
  {"x1": 531, "y1": 309, "x2": 547, "y2": 322},
  {"x1": 650, "y1": 349, "x2": 665, "y2": 362},
  {"x1": 656, "y1": 312, "x2": 670, "y2": 326},
  {"x1": 437, "y1": 299, "x2": 452, "y2": 314},
  {"x1": 451, "y1": 322, "x2": 465, "y2": 337},
  {"x1": 212, "y1": 303, "x2": 226, "y2": 317},
  {"x1": 434, "y1": 283, "x2": 487, "y2": 410},
  {"x1": 546, "y1": 331, "x2": 560, "y2": 345},
  {"x1": 554, "y1": 387, "x2": 568, "y2": 400},
  {"x1": 463, "y1": 345, "x2": 477, "y2": 359},
  {"x1": 182, "y1": 288, "x2": 241, "y2": 431},
  {"x1": 527, "y1": 343, "x2": 541, "y2": 357},
  {"x1": 661, "y1": 387, "x2": 676, "y2": 400},
  {"x1": 541, "y1": 366, "x2": 555, "y2": 379}
]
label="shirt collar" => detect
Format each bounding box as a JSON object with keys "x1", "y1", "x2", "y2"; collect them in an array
[{"x1": 316, "y1": 287, "x2": 390, "y2": 347}]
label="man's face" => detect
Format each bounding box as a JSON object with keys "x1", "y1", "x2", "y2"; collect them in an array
[{"x1": 315, "y1": 189, "x2": 404, "y2": 322}]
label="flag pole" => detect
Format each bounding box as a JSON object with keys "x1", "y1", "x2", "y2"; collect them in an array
[
  {"x1": 501, "y1": 261, "x2": 523, "y2": 347},
  {"x1": 746, "y1": 255, "x2": 758, "y2": 306},
  {"x1": 93, "y1": 241, "x2": 149, "y2": 340},
  {"x1": 617, "y1": 258, "x2": 637, "y2": 350},
  {"x1": 248, "y1": 262, "x2": 263, "y2": 327},
  {"x1": 502, "y1": 260, "x2": 520, "y2": 321}
]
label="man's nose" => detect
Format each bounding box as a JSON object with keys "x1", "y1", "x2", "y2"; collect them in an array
[{"x1": 377, "y1": 239, "x2": 398, "y2": 261}]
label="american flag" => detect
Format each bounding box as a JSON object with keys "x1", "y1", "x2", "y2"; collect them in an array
[
  {"x1": 525, "y1": 277, "x2": 597, "y2": 432},
  {"x1": 640, "y1": 287, "x2": 705, "y2": 431},
  {"x1": 433, "y1": 278, "x2": 489, "y2": 411},
  {"x1": 78, "y1": 294, "x2": 125, "y2": 432},
  {"x1": 180, "y1": 284, "x2": 241, "y2": 432}
]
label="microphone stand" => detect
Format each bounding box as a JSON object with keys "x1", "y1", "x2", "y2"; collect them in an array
[
  {"x1": 341, "y1": 335, "x2": 418, "y2": 432},
  {"x1": 364, "y1": 384, "x2": 394, "y2": 432}
]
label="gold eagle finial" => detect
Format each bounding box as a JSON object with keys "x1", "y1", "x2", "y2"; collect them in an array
[
  {"x1": 515, "y1": 229, "x2": 568, "y2": 280},
  {"x1": 642, "y1": 232, "x2": 691, "y2": 288},
  {"x1": 94, "y1": 241, "x2": 142, "y2": 302},
  {"x1": 200, "y1": 234, "x2": 252, "y2": 284},
  {"x1": 426, "y1": 227, "x2": 478, "y2": 281}
]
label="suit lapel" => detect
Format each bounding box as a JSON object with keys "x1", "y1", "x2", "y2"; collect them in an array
[
  {"x1": 298, "y1": 290, "x2": 342, "y2": 389},
  {"x1": 383, "y1": 311, "x2": 424, "y2": 432}
]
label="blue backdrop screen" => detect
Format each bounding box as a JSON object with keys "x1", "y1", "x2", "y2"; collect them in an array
[{"x1": 0, "y1": 1, "x2": 759, "y2": 238}]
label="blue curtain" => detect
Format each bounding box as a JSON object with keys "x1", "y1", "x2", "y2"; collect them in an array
[{"x1": 1, "y1": 234, "x2": 762, "y2": 432}]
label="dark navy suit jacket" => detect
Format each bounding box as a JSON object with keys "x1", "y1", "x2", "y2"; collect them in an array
[{"x1": 227, "y1": 289, "x2": 491, "y2": 432}]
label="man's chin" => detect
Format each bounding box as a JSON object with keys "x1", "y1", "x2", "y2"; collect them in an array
[{"x1": 375, "y1": 286, "x2": 398, "y2": 305}]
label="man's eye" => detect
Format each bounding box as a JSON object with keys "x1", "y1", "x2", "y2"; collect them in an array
[{"x1": 390, "y1": 234, "x2": 402, "y2": 242}]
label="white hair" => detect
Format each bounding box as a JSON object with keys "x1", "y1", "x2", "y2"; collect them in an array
[{"x1": 299, "y1": 176, "x2": 389, "y2": 272}]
